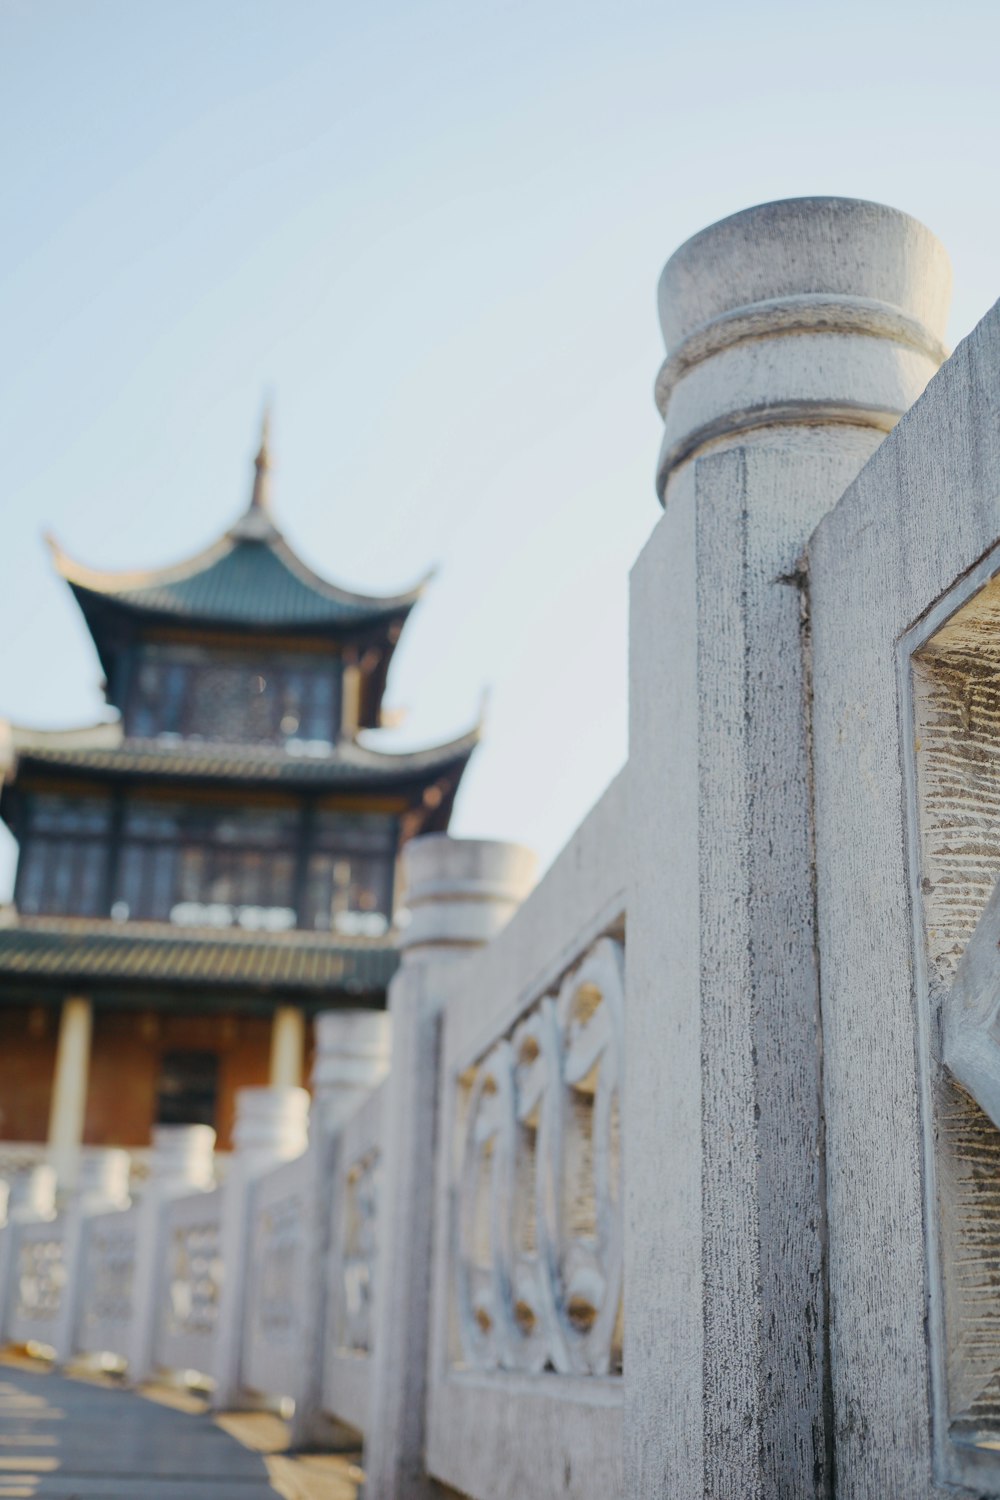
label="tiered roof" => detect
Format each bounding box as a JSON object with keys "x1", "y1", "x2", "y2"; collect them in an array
[
  {"x1": 0, "y1": 913, "x2": 397, "y2": 999},
  {"x1": 3, "y1": 413, "x2": 480, "y2": 842},
  {"x1": 2, "y1": 720, "x2": 479, "y2": 830}
]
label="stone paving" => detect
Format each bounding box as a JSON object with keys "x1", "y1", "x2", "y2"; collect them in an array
[{"x1": 0, "y1": 1360, "x2": 361, "y2": 1499}]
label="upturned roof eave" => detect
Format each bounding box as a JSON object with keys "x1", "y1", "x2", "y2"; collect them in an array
[
  {"x1": 1, "y1": 722, "x2": 481, "y2": 802},
  {"x1": 0, "y1": 912, "x2": 401, "y2": 998},
  {"x1": 48, "y1": 531, "x2": 431, "y2": 631},
  {"x1": 67, "y1": 581, "x2": 418, "y2": 648}
]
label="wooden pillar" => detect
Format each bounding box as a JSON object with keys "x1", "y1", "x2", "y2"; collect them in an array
[
  {"x1": 269, "y1": 1005, "x2": 305, "y2": 1088},
  {"x1": 47, "y1": 995, "x2": 93, "y2": 1186},
  {"x1": 341, "y1": 659, "x2": 361, "y2": 735}
]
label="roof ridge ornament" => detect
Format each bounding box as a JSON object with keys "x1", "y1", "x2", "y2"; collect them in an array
[{"x1": 231, "y1": 401, "x2": 280, "y2": 540}]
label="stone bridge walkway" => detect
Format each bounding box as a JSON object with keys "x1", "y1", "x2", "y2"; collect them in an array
[{"x1": 0, "y1": 1358, "x2": 360, "y2": 1499}]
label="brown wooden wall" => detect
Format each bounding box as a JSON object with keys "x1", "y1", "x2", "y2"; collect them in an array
[
  {"x1": 0, "y1": 1008, "x2": 58, "y2": 1141},
  {"x1": 84, "y1": 1010, "x2": 274, "y2": 1151},
  {"x1": 0, "y1": 1005, "x2": 307, "y2": 1152}
]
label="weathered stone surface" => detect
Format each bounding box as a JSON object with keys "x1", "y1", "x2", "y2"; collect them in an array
[
  {"x1": 627, "y1": 195, "x2": 951, "y2": 1500},
  {"x1": 810, "y1": 298, "x2": 1000, "y2": 1496},
  {"x1": 655, "y1": 198, "x2": 949, "y2": 500}
]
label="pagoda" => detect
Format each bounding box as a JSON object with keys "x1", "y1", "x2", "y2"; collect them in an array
[{"x1": 0, "y1": 416, "x2": 478, "y2": 1158}]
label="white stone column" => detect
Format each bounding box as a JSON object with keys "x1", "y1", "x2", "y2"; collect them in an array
[
  {"x1": 269, "y1": 1005, "x2": 305, "y2": 1088},
  {"x1": 211, "y1": 1086, "x2": 309, "y2": 1409},
  {"x1": 129, "y1": 1124, "x2": 217, "y2": 1383},
  {"x1": 626, "y1": 198, "x2": 950, "y2": 1498},
  {"x1": 364, "y1": 834, "x2": 536, "y2": 1500},
  {"x1": 47, "y1": 996, "x2": 93, "y2": 1188}
]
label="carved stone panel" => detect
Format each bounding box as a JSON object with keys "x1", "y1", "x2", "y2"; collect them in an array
[
  {"x1": 78, "y1": 1214, "x2": 137, "y2": 1350},
  {"x1": 251, "y1": 1192, "x2": 303, "y2": 1349},
  {"x1": 14, "y1": 1231, "x2": 66, "y2": 1331},
  {"x1": 166, "y1": 1219, "x2": 223, "y2": 1340},
  {"x1": 335, "y1": 1147, "x2": 380, "y2": 1356},
  {"x1": 453, "y1": 935, "x2": 624, "y2": 1377},
  {"x1": 908, "y1": 561, "x2": 1000, "y2": 1464}
]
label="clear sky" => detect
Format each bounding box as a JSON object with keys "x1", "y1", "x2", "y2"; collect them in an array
[{"x1": 1, "y1": 0, "x2": 997, "y2": 889}]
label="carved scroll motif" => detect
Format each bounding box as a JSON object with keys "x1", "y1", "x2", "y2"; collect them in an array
[
  {"x1": 911, "y1": 572, "x2": 1000, "y2": 1451},
  {"x1": 15, "y1": 1233, "x2": 66, "y2": 1324},
  {"x1": 167, "y1": 1220, "x2": 223, "y2": 1337},
  {"x1": 337, "y1": 1147, "x2": 380, "y2": 1355},
  {"x1": 455, "y1": 936, "x2": 624, "y2": 1376},
  {"x1": 80, "y1": 1219, "x2": 137, "y2": 1333},
  {"x1": 253, "y1": 1193, "x2": 303, "y2": 1346}
]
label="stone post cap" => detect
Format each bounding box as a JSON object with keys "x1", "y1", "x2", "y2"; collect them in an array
[
  {"x1": 76, "y1": 1148, "x2": 131, "y2": 1211},
  {"x1": 8, "y1": 1164, "x2": 57, "y2": 1222},
  {"x1": 654, "y1": 196, "x2": 953, "y2": 499},
  {"x1": 311, "y1": 1010, "x2": 392, "y2": 1129},
  {"x1": 398, "y1": 834, "x2": 537, "y2": 959},
  {"x1": 149, "y1": 1124, "x2": 216, "y2": 1191},
  {"x1": 313, "y1": 1009, "x2": 391, "y2": 1084},
  {"x1": 232, "y1": 1085, "x2": 310, "y2": 1162}
]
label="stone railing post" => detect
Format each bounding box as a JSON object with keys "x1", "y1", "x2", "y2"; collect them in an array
[
  {"x1": 290, "y1": 1008, "x2": 392, "y2": 1448},
  {"x1": 0, "y1": 1165, "x2": 57, "y2": 1339},
  {"x1": 211, "y1": 1085, "x2": 309, "y2": 1409},
  {"x1": 72, "y1": 1149, "x2": 131, "y2": 1215},
  {"x1": 5, "y1": 1165, "x2": 58, "y2": 1224},
  {"x1": 129, "y1": 1124, "x2": 216, "y2": 1383},
  {"x1": 52, "y1": 1147, "x2": 131, "y2": 1362},
  {"x1": 364, "y1": 834, "x2": 536, "y2": 1500},
  {"x1": 626, "y1": 197, "x2": 950, "y2": 1497},
  {"x1": 312, "y1": 1010, "x2": 392, "y2": 1133}
]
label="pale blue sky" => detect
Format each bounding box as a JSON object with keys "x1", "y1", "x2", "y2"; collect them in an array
[{"x1": 1, "y1": 0, "x2": 997, "y2": 888}]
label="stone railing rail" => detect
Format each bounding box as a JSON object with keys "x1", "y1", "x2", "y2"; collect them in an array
[{"x1": 7, "y1": 196, "x2": 1000, "y2": 1499}]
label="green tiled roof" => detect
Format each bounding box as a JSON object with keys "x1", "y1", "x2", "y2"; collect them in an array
[
  {"x1": 0, "y1": 916, "x2": 398, "y2": 994},
  {"x1": 13, "y1": 728, "x2": 479, "y2": 789},
  {"x1": 49, "y1": 531, "x2": 427, "y2": 634}
]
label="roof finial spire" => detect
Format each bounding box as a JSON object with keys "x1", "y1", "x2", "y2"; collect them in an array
[
  {"x1": 250, "y1": 400, "x2": 272, "y2": 515},
  {"x1": 232, "y1": 399, "x2": 279, "y2": 540}
]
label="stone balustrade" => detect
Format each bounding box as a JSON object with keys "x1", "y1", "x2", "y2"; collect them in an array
[{"x1": 6, "y1": 195, "x2": 1000, "y2": 1499}]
